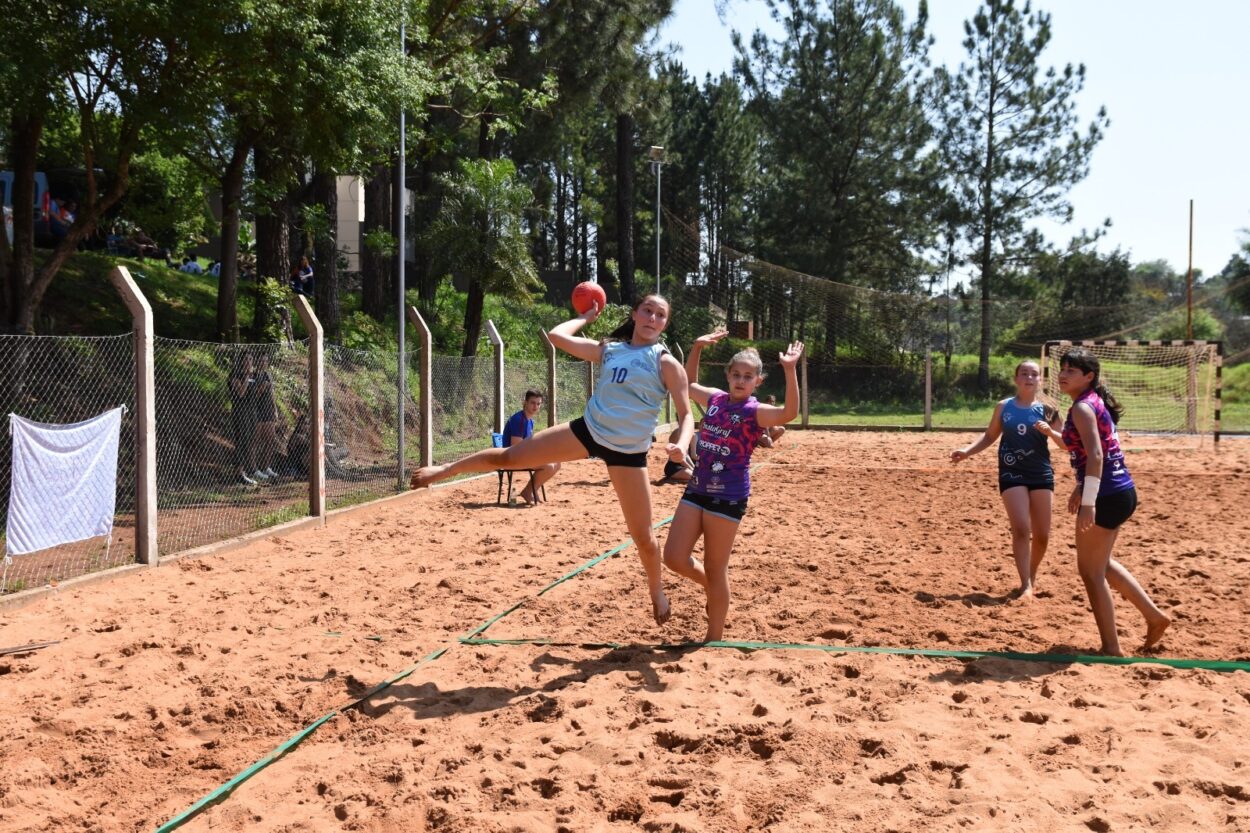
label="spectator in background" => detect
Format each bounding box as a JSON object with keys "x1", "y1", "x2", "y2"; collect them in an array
[
  {"x1": 180, "y1": 256, "x2": 204, "y2": 275},
  {"x1": 502, "y1": 389, "x2": 560, "y2": 504},
  {"x1": 295, "y1": 256, "x2": 314, "y2": 296},
  {"x1": 249, "y1": 352, "x2": 281, "y2": 481},
  {"x1": 208, "y1": 260, "x2": 222, "y2": 277},
  {"x1": 229, "y1": 352, "x2": 260, "y2": 485}
]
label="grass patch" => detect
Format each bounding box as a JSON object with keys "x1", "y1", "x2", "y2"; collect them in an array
[{"x1": 254, "y1": 504, "x2": 307, "y2": 530}]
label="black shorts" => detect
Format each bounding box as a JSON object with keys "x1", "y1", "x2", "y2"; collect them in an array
[
  {"x1": 570, "y1": 417, "x2": 649, "y2": 468},
  {"x1": 1095, "y1": 487, "x2": 1137, "y2": 529},
  {"x1": 999, "y1": 480, "x2": 1054, "y2": 495},
  {"x1": 680, "y1": 490, "x2": 748, "y2": 522}
]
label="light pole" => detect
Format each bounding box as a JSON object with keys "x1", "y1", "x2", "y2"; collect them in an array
[
  {"x1": 649, "y1": 146, "x2": 664, "y2": 295},
  {"x1": 396, "y1": 16, "x2": 407, "y2": 489}
]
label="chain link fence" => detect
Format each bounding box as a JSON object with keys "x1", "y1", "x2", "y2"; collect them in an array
[
  {"x1": 430, "y1": 354, "x2": 495, "y2": 464},
  {"x1": 324, "y1": 345, "x2": 411, "y2": 508},
  {"x1": 1, "y1": 328, "x2": 619, "y2": 596},
  {"x1": 154, "y1": 338, "x2": 310, "y2": 554},
  {"x1": 0, "y1": 334, "x2": 136, "y2": 593}
]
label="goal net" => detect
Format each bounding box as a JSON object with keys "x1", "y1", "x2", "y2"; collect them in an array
[{"x1": 1042, "y1": 340, "x2": 1223, "y2": 442}]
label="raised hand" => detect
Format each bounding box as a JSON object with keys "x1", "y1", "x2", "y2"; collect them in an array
[
  {"x1": 693, "y1": 329, "x2": 729, "y2": 349},
  {"x1": 580, "y1": 300, "x2": 603, "y2": 324},
  {"x1": 779, "y1": 341, "x2": 804, "y2": 369}
]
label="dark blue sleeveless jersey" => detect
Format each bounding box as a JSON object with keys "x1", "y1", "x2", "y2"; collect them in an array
[{"x1": 998, "y1": 399, "x2": 1053, "y2": 487}]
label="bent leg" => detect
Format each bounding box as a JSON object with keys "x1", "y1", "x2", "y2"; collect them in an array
[
  {"x1": 662, "y1": 500, "x2": 708, "y2": 589},
  {"x1": 609, "y1": 465, "x2": 669, "y2": 625},
  {"x1": 1105, "y1": 559, "x2": 1170, "y2": 648}
]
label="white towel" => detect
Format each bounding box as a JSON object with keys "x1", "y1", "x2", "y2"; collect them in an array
[{"x1": 6, "y1": 407, "x2": 124, "y2": 556}]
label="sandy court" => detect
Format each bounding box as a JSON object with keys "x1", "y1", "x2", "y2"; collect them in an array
[{"x1": 1, "y1": 430, "x2": 1248, "y2": 832}]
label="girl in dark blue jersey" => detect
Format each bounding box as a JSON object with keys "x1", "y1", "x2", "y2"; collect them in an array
[{"x1": 951, "y1": 360, "x2": 1061, "y2": 600}]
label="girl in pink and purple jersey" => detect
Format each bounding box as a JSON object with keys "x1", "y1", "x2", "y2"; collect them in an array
[
  {"x1": 663, "y1": 330, "x2": 804, "y2": 642},
  {"x1": 1036, "y1": 347, "x2": 1171, "y2": 655}
]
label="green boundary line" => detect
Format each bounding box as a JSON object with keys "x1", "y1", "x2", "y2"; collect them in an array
[
  {"x1": 153, "y1": 517, "x2": 671, "y2": 833},
  {"x1": 458, "y1": 636, "x2": 1250, "y2": 674},
  {"x1": 154, "y1": 446, "x2": 1247, "y2": 831},
  {"x1": 154, "y1": 646, "x2": 448, "y2": 833}
]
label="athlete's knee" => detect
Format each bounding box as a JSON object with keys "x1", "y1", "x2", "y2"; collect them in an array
[{"x1": 1010, "y1": 524, "x2": 1031, "y2": 542}]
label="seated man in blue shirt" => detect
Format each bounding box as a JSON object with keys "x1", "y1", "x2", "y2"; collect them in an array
[{"x1": 502, "y1": 389, "x2": 560, "y2": 504}]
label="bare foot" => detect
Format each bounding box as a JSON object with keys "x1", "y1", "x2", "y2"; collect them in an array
[
  {"x1": 1014, "y1": 585, "x2": 1036, "y2": 603},
  {"x1": 409, "y1": 466, "x2": 443, "y2": 490},
  {"x1": 1100, "y1": 644, "x2": 1126, "y2": 657},
  {"x1": 1143, "y1": 615, "x2": 1171, "y2": 650},
  {"x1": 651, "y1": 592, "x2": 671, "y2": 626}
]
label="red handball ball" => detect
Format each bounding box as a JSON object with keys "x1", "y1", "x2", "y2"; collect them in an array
[{"x1": 571, "y1": 280, "x2": 607, "y2": 314}]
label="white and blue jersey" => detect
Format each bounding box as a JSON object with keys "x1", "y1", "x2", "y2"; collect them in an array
[
  {"x1": 582, "y1": 341, "x2": 669, "y2": 453},
  {"x1": 998, "y1": 398, "x2": 1053, "y2": 488}
]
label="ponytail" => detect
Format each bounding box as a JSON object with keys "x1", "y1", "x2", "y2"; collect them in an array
[
  {"x1": 607, "y1": 318, "x2": 636, "y2": 341},
  {"x1": 1094, "y1": 382, "x2": 1124, "y2": 424}
]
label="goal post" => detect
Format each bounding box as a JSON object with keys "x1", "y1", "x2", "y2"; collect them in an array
[{"x1": 1041, "y1": 340, "x2": 1222, "y2": 444}]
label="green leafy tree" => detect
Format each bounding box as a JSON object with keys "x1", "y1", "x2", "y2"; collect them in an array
[
  {"x1": 0, "y1": 1, "x2": 207, "y2": 332},
  {"x1": 736, "y1": 0, "x2": 939, "y2": 351},
  {"x1": 937, "y1": 0, "x2": 1109, "y2": 392},
  {"x1": 425, "y1": 158, "x2": 541, "y2": 356}
]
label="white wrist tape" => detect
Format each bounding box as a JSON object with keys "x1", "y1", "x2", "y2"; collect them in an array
[{"x1": 1081, "y1": 476, "x2": 1101, "y2": 506}]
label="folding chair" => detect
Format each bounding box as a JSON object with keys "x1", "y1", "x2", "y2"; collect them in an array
[{"x1": 492, "y1": 432, "x2": 547, "y2": 505}]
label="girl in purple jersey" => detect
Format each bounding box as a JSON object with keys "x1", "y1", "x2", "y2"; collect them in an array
[
  {"x1": 663, "y1": 330, "x2": 804, "y2": 642},
  {"x1": 1043, "y1": 347, "x2": 1170, "y2": 655}
]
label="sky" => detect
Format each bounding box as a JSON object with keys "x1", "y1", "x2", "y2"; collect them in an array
[{"x1": 659, "y1": 0, "x2": 1250, "y2": 280}]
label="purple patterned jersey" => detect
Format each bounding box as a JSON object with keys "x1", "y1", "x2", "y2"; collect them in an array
[
  {"x1": 1062, "y1": 389, "x2": 1134, "y2": 496},
  {"x1": 688, "y1": 392, "x2": 764, "y2": 501}
]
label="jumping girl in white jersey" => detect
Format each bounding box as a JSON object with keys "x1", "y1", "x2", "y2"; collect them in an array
[{"x1": 409, "y1": 295, "x2": 695, "y2": 625}]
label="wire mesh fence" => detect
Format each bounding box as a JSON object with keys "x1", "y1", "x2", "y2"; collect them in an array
[
  {"x1": 154, "y1": 338, "x2": 310, "y2": 554},
  {"x1": 555, "y1": 359, "x2": 592, "y2": 425},
  {"x1": 324, "y1": 345, "x2": 407, "y2": 509},
  {"x1": 430, "y1": 353, "x2": 496, "y2": 465},
  {"x1": 0, "y1": 334, "x2": 136, "y2": 593}
]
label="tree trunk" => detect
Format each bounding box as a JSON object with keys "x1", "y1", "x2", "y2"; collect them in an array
[
  {"x1": 312, "y1": 169, "x2": 341, "y2": 342},
  {"x1": 977, "y1": 110, "x2": 996, "y2": 394},
  {"x1": 460, "y1": 276, "x2": 486, "y2": 358},
  {"x1": 413, "y1": 160, "x2": 438, "y2": 321},
  {"x1": 555, "y1": 163, "x2": 567, "y2": 273},
  {"x1": 18, "y1": 120, "x2": 139, "y2": 334},
  {"x1": 361, "y1": 161, "x2": 392, "y2": 321},
  {"x1": 615, "y1": 113, "x2": 636, "y2": 305},
  {"x1": 253, "y1": 145, "x2": 290, "y2": 339},
  {"x1": 4, "y1": 114, "x2": 42, "y2": 330},
  {"x1": 216, "y1": 139, "x2": 250, "y2": 342}
]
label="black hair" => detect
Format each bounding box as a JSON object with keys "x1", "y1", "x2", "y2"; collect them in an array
[
  {"x1": 1059, "y1": 347, "x2": 1123, "y2": 423},
  {"x1": 607, "y1": 293, "x2": 670, "y2": 341}
]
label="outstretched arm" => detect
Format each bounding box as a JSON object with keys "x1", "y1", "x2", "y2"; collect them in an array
[
  {"x1": 951, "y1": 402, "x2": 1005, "y2": 462},
  {"x1": 756, "y1": 341, "x2": 805, "y2": 428},
  {"x1": 685, "y1": 329, "x2": 729, "y2": 408},
  {"x1": 547, "y1": 302, "x2": 605, "y2": 363}
]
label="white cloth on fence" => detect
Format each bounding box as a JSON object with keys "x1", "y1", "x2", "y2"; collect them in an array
[{"x1": 6, "y1": 407, "x2": 124, "y2": 556}]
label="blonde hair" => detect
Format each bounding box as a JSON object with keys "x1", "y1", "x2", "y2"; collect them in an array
[{"x1": 728, "y1": 348, "x2": 764, "y2": 376}]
